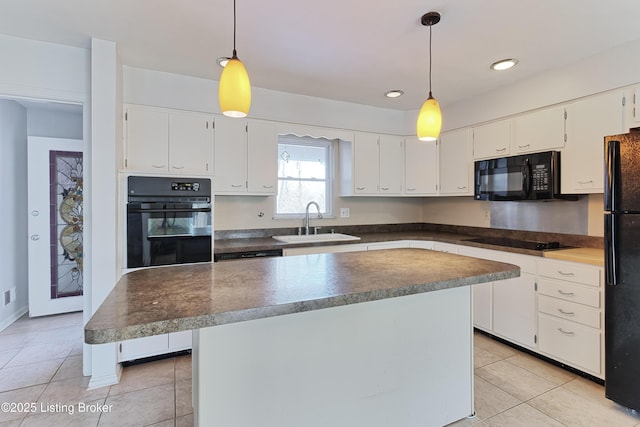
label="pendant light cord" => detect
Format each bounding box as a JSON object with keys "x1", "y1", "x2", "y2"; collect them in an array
[
  {"x1": 232, "y1": 0, "x2": 237, "y2": 58},
  {"x1": 428, "y1": 23, "x2": 433, "y2": 98}
]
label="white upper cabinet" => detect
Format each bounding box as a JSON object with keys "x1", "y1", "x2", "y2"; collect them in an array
[
  {"x1": 214, "y1": 116, "x2": 247, "y2": 193},
  {"x1": 405, "y1": 137, "x2": 438, "y2": 195},
  {"x1": 168, "y1": 111, "x2": 213, "y2": 173},
  {"x1": 379, "y1": 134, "x2": 404, "y2": 194},
  {"x1": 247, "y1": 120, "x2": 277, "y2": 194},
  {"x1": 472, "y1": 120, "x2": 511, "y2": 160},
  {"x1": 439, "y1": 128, "x2": 472, "y2": 195},
  {"x1": 563, "y1": 91, "x2": 625, "y2": 194},
  {"x1": 512, "y1": 106, "x2": 566, "y2": 154},
  {"x1": 340, "y1": 132, "x2": 404, "y2": 196},
  {"x1": 214, "y1": 116, "x2": 277, "y2": 195},
  {"x1": 124, "y1": 104, "x2": 213, "y2": 174}
]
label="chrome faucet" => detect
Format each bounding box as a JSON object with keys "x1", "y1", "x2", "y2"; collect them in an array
[{"x1": 304, "y1": 201, "x2": 322, "y2": 235}]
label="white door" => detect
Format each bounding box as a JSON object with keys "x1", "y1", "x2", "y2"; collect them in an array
[{"x1": 28, "y1": 137, "x2": 83, "y2": 316}]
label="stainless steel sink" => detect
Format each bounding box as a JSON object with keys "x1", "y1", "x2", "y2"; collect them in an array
[{"x1": 272, "y1": 233, "x2": 361, "y2": 244}]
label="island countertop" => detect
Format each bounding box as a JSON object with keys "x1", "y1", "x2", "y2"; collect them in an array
[{"x1": 84, "y1": 248, "x2": 519, "y2": 345}]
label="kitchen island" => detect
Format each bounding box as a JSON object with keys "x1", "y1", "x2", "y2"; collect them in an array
[{"x1": 85, "y1": 248, "x2": 519, "y2": 427}]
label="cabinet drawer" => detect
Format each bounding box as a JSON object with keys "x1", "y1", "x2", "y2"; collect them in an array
[
  {"x1": 537, "y1": 279, "x2": 601, "y2": 308},
  {"x1": 538, "y1": 294, "x2": 600, "y2": 328},
  {"x1": 538, "y1": 313, "x2": 601, "y2": 375},
  {"x1": 538, "y1": 259, "x2": 601, "y2": 287}
]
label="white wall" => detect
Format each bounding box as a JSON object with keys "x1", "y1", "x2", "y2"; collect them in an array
[
  {"x1": 0, "y1": 100, "x2": 28, "y2": 330},
  {"x1": 27, "y1": 108, "x2": 83, "y2": 139}
]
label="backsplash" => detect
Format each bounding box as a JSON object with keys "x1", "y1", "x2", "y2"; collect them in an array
[{"x1": 490, "y1": 196, "x2": 589, "y2": 235}]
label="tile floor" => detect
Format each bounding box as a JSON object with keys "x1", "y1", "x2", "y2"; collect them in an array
[{"x1": 1, "y1": 312, "x2": 639, "y2": 426}]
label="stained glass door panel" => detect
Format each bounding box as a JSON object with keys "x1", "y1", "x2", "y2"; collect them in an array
[{"x1": 28, "y1": 137, "x2": 84, "y2": 316}]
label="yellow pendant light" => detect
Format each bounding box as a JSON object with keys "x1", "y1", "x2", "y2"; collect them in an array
[
  {"x1": 218, "y1": 0, "x2": 251, "y2": 118},
  {"x1": 416, "y1": 11, "x2": 442, "y2": 141}
]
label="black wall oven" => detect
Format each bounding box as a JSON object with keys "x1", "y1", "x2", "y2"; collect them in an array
[{"x1": 127, "y1": 176, "x2": 212, "y2": 268}]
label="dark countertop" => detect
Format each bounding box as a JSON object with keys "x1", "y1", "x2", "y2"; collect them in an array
[
  {"x1": 85, "y1": 248, "x2": 519, "y2": 344},
  {"x1": 214, "y1": 223, "x2": 605, "y2": 265}
]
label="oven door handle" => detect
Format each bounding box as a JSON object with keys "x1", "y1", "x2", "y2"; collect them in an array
[{"x1": 128, "y1": 208, "x2": 211, "y2": 213}]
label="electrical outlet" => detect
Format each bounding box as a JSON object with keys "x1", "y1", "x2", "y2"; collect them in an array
[
  {"x1": 3, "y1": 290, "x2": 10, "y2": 306},
  {"x1": 340, "y1": 208, "x2": 350, "y2": 218}
]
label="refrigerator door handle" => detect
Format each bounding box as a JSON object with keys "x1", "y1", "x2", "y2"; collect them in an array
[
  {"x1": 605, "y1": 213, "x2": 618, "y2": 286},
  {"x1": 605, "y1": 139, "x2": 620, "y2": 212}
]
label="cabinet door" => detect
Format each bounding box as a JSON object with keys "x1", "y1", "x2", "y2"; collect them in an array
[
  {"x1": 247, "y1": 120, "x2": 277, "y2": 194},
  {"x1": 563, "y1": 91, "x2": 624, "y2": 194},
  {"x1": 513, "y1": 106, "x2": 565, "y2": 153},
  {"x1": 472, "y1": 120, "x2": 511, "y2": 159},
  {"x1": 118, "y1": 334, "x2": 169, "y2": 362},
  {"x1": 378, "y1": 135, "x2": 404, "y2": 194},
  {"x1": 472, "y1": 282, "x2": 492, "y2": 331},
  {"x1": 125, "y1": 106, "x2": 169, "y2": 171},
  {"x1": 493, "y1": 273, "x2": 536, "y2": 349},
  {"x1": 439, "y1": 128, "x2": 472, "y2": 195},
  {"x1": 405, "y1": 137, "x2": 438, "y2": 195},
  {"x1": 353, "y1": 132, "x2": 379, "y2": 194},
  {"x1": 169, "y1": 112, "x2": 213, "y2": 173},
  {"x1": 214, "y1": 116, "x2": 247, "y2": 193}
]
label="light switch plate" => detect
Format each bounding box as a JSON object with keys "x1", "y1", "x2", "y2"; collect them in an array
[{"x1": 340, "y1": 208, "x2": 350, "y2": 218}]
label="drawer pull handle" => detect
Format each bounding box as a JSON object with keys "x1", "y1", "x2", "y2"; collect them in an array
[
  {"x1": 407, "y1": 188, "x2": 416, "y2": 191},
  {"x1": 356, "y1": 187, "x2": 365, "y2": 190},
  {"x1": 557, "y1": 270, "x2": 575, "y2": 276},
  {"x1": 557, "y1": 328, "x2": 575, "y2": 336},
  {"x1": 231, "y1": 184, "x2": 243, "y2": 188},
  {"x1": 557, "y1": 290, "x2": 575, "y2": 297},
  {"x1": 558, "y1": 308, "x2": 575, "y2": 316},
  {"x1": 381, "y1": 187, "x2": 389, "y2": 190},
  {"x1": 496, "y1": 147, "x2": 507, "y2": 152},
  {"x1": 457, "y1": 186, "x2": 467, "y2": 189},
  {"x1": 518, "y1": 144, "x2": 530, "y2": 150},
  {"x1": 578, "y1": 180, "x2": 594, "y2": 184}
]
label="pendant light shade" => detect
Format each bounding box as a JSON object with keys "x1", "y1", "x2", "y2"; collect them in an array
[
  {"x1": 218, "y1": 0, "x2": 251, "y2": 118},
  {"x1": 417, "y1": 11, "x2": 442, "y2": 141},
  {"x1": 417, "y1": 93, "x2": 442, "y2": 141},
  {"x1": 219, "y1": 55, "x2": 251, "y2": 118}
]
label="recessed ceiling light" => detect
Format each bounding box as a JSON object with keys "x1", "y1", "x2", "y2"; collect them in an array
[
  {"x1": 385, "y1": 90, "x2": 404, "y2": 98},
  {"x1": 490, "y1": 59, "x2": 519, "y2": 71},
  {"x1": 217, "y1": 57, "x2": 231, "y2": 68}
]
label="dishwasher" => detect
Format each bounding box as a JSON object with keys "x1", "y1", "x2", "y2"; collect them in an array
[{"x1": 214, "y1": 249, "x2": 283, "y2": 261}]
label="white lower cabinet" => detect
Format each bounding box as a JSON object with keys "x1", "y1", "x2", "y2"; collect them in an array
[
  {"x1": 536, "y1": 258, "x2": 603, "y2": 378},
  {"x1": 493, "y1": 274, "x2": 537, "y2": 349},
  {"x1": 118, "y1": 330, "x2": 192, "y2": 362}
]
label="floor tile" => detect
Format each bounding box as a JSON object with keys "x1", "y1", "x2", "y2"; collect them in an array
[
  {"x1": 5, "y1": 342, "x2": 75, "y2": 368},
  {"x1": 19, "y1": 398, "x2": 103, "y2": 427},
  {"x1": 476, "y1": 360, "x2": 557, "y2": 402},
  {"x1": 473, "y1": 376, "x2": 521, "y2": 420},
  {"x1": 505, "y1": 352, "x2": 576, "y2": 386},
  {"x1": 484, "y1": 403, "x2": 565, "y2": 426},
  {"x1": 0, "y1": 359, "x2": 63, "y2": 393},
  {"x1": 0, "y1": 385, "x2": 46, "y2": 423},
  {"x1": 0, "y1": 334, "x2": 28, "y2": 352},
  {"x1": 107, "y1": 358, "x2": 175, "y2": 396},
  {"x1": 176, "y1": 413, "x2": 194, "y2": 427},
  {"x1": 0, "y1": 419, "x2": 23, "y2": 426},
  {"x1": 51, "y1": 355, "x2": 84, "y2": 382},
  {"x1": 175, "y1": 378, "x2": 193, "y2": 417},
  {"x1": 0, "y1": 349, "x2": 19, "y2": 369},
  {"x1": 38, "y1": 376, "x2": 109, "y2": 407},
  {"x1": 99, "y1": 383, "x2": 175, "y2": 427},
  {"x1": 473, "y1": 333, "x2": 517, "y2": 359},
  {"x1": 474, "y1": 346, "x2": 503, "y2": 369},
  {"x1": 23, "y1": 325, "x2": 83, "y2": 346},
  {"x1": 529, "y1": 385, "x2": 640, "y2": 427},
  {"x1": 175, "y1": 354, "x2": 192, "y2": 380}
]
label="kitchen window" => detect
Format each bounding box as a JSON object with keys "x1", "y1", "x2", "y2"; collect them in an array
[{"x1": 276, "y1": 136, "x2": 333, "y2": 217}]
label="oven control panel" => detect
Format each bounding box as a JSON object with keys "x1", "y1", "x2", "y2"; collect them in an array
[{"x1": 171, "y1": 182, "x2": 200, "y2": 191}]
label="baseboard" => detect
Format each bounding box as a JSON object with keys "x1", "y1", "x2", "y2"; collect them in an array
[
  {"x1": 87, "y1": 363, "x2": 122, "y2": 390},
  {"x1": 0, "y1": 305, "x2": 28, "y2": 333}
]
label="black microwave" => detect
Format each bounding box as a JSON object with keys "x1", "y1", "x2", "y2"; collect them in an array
[{"x1": 474, "y1": 151, "x2": 561, "y2": 201}]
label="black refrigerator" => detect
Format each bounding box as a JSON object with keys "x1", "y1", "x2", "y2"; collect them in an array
[{"x1": 604, "y1": 129, "x2": 640, "y2": 411}]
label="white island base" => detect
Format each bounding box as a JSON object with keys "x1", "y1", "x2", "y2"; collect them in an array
[{"x1": 193, "y1": 285, "x2": 475, "y2": 427}]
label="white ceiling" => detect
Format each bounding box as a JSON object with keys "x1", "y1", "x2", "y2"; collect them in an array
[{"x1": 2, "y1": 0, "x2": 640, "y2": 111}]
